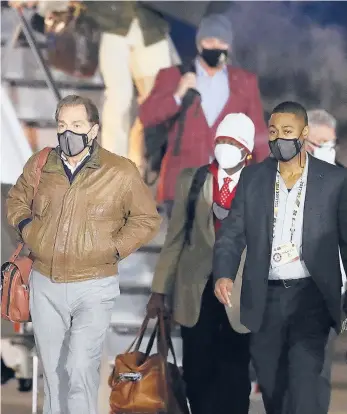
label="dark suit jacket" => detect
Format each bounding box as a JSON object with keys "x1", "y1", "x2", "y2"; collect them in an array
[
  {"x1": 139, "y1": 65, "x2": 268, "y2": 202},
  {"x1": 213, "y1": 154, "x2": 347, "y2": 333}
]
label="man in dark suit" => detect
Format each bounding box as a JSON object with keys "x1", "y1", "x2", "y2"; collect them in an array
[{"x1": 213, "y1": 101, "x2": 347, "y2": 414}]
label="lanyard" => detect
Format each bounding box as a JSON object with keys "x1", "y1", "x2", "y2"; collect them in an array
[{"x1": 273, "y1": 171, "x2": 305, "y2": 243}]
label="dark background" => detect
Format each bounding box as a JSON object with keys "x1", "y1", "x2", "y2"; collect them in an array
[{"x1": 169, "y1": 1, "x2": 347, "y2": 143}]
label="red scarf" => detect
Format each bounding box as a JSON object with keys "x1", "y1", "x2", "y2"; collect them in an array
[{"x1": 208, "y1": 161, "x2": 238, "y2": 232}]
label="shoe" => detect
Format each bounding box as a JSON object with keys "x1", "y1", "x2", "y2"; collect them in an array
[
  {"x1": 18, "y1": 378, "x2": 33, "y2": 392},
  {"x1": 1, "y1": 358, "x2": 15, "y2": 385}
]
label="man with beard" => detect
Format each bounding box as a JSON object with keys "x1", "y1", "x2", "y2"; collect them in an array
[
  {"x1": 214, "y1": 101, "x2": 347, "y2": 414},
  {"x1": 139, "y1": 13, "x2": 268, "y2": 218}
]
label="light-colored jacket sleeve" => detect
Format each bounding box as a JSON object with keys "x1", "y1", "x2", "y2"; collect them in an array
[
  {"x1": 6, "y1": 153, "x2": 39, "y2": 232},
  {"x1": 151, "y1": 168, "x2": 195, "y2": 295},
  {"x1": 113, "y1": 160, "x2": 162, "y2": 260}
]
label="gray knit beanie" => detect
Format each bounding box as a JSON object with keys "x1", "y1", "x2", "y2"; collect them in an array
[{"x1": 196, "y1": 13, "x2": 233, "y2": 46}]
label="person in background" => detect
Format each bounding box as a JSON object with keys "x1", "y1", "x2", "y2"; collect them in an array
[
  {"x1": 305, "y1": 109, "x2": 338, "y2": 165},
  {"x1": 6, "y1": 95, "x2": 161, "y2": 414},
  {"x1": 8, "y1": 1, "x2": 70, "y2": 153},
  {"x1": 214, "y1": 101, "x2": 347, "y2": 414},
  {"x1": 299, "y1": 108, "x2": 346, "y2": 414},
  {"x1": 85, "y1": 1, "x2": 172, "y2": 159},
  {"x1": 139, "y1": 12, "x2": 268, "y2": 218},
  {"x1": 147, "y1": 113, "x2": 255, "y2": 414}
]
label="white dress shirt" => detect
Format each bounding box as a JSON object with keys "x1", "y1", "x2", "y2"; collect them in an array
[
  {"x1": 269, "y1": 156, "x2": 311, "y2": 280},
  {"x1": 218, "y1": 166, "x2": 243, "y2": 192},
  {"x1": 195, "y1": 60, "x2": 229, "y2": 127},
  {"x1": 174, "y1": 60, "x2": 229, "y2": 127},
  {"x1": 61, "y1": 150, "x2": 90, "y2": 174}
]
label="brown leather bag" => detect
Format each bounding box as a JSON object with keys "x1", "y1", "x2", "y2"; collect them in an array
[
  {"x1": 109, "y1": 312, "x2": 189, "y2": 414},
  {"x1": 1, "y1": 147, "x2": 52, "y2": 323}
]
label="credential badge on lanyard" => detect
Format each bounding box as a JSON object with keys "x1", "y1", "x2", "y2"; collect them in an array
[{"x1": 272, "y1": 171, "x2": 305, "y2": 242}]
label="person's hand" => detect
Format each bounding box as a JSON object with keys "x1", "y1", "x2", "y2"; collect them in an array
[
  {"x1": 175, "y1": 72, "x2": 197, "y2": 100},
  {"x1": 214, "y1": 278, "x2": 233, "y2": 307},
  {"x1": 9, "y1": 1, "x2": 38, "y2": 8},
  {"x1": 146, "y1": 293, "x2": 167, "y2": 319}
]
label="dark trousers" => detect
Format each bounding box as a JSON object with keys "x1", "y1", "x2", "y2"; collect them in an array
[
  {"x1": 180, "y1": 278, "x2": 251, "y2": 414},
  {"x1": 251, "y1": 278, "x2": 332, "y2": 414}
]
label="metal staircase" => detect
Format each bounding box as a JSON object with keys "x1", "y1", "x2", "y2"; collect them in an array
[{"x1": 1, "y1": 8, "x2": 183, "y2": 400}]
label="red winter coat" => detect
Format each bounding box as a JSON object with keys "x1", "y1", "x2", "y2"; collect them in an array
[{"x1": 139, "y1": 65, "x2": 268, "y2": 203}]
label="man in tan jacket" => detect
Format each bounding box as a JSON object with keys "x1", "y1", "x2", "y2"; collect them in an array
[
  {"x1": 147, "y1": 113, "x2": 254, "y2": 414},
  {"x1": 6, "y1": 95, "x2": 161, "y2": 414}
]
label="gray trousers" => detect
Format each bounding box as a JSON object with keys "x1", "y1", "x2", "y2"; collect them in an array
[{"x1": 29, "y1": 270, "x2": 119, "y2": 414}]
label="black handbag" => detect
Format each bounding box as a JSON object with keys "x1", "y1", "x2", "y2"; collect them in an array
[{"x1": 44, "y1": 3, "x2": 100, "y2": 78}]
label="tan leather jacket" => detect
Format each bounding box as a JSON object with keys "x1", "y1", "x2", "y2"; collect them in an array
[{"x1": 6, "y1": 144, "x2": 161, "y2": 282}]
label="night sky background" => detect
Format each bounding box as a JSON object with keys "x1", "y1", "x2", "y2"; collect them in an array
[
  {"x1": 169, "y1": 1, "x2": 347, "y2": 61},
  {"x1": 1, "y1": 1, "x2": 346, "y2": 143}
]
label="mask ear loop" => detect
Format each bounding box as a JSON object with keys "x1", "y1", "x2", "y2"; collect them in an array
[
  {"x1": 85, "y1": 125, "x2": 97, "y2": 149},
  {"x1": 299, "y1": 127, "x2": 306, "y2": 169},
  {"x1": 298, "y1": 139, "x2": 306, "y2": 169}
]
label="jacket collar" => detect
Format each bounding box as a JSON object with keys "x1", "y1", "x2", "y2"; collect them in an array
[{"x1": 44, "y1": 140, "x2": 101, "y2": 174}]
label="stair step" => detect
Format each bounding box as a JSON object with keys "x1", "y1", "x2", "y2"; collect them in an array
[
  {"x1": 17, "y1": 118, "x2": 56, "y2": 128},
  {"x1": 3, "y1": 77, "x2": 104, "y2": 90},
  {"x1": 138, "y1": 245, "x2": 162, "y2": 254},
  {"x1": 1, "y1": 39, "x2": 46, "y2": 49},
  {"x1": 106, "y1": 332, "x2": 183, "y2": 366},
  {"x1": 3, "y1": 84, "x2": 104, "y2": 121},
  {"x1": 111, "y1": 323, "x2": 181, "y2": 338},
  {"x1": 2, "y1": 44, "x2": 103, "y2": 90},
  {"x1": 120, "y1": 286, "x2": 151, "y2": 295},
  {"x1": 118, "y1": 251, "x2": 157, "y2": 290}
]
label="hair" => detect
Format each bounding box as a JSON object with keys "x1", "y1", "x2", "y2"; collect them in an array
[
  {"x1": 271, "y1": 101, "x2": 308, "y2": 126},
  {"x1": 55, "y1": 95, "x2": 100, "y2": 125},
  {"x1": 307, "y1": 109, "x2": 337, "y2": 130}
]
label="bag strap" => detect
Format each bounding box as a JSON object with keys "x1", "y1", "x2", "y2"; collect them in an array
[
  {"x1": 157, "y1": 311, "x2": 178, "y2": 367},
  {"x1": 8, "y1": 243, "x2": 25, "y2": 263},
  {"x1": 144, "y1": 319, "x2": 160, "y2": 356},
  {"x1": 10, "y1": 148, "x2": 52, "y2": 259},
  {"x1": 33, "y1": 147, "x2": 52, "y2": 199},
  {"x1": 124, "y1": 315, "x2": 151, "y2": 353},
  {"x1": 184, "y1": 165, "x2": 210, "y2": 246},
  {"x1": 125, "y1": 312, "x2": 177, "y2": 362}
]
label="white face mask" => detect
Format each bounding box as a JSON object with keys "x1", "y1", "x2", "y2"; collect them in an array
[
  {"x1": 214, "y1": 144, "x2": 245, "y2": 169},
  {"x1": 312, "y1": 143, "x2": 336, "y2": 165}
]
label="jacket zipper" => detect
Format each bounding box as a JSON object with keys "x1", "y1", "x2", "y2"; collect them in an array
[{"x1": 6, "y1": 267, "x2": 17, "y2": 316}]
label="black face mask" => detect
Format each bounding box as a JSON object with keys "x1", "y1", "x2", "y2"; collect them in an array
[
  {"x1": 269, "y1": 138, "x2": 303, "y2": 162},
  {"x1": 57, "y1": 129, "x2": 91, "y2": 157},
  {"x1": 200, "y1": 48, "x2": 228, "y2": 68}
]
